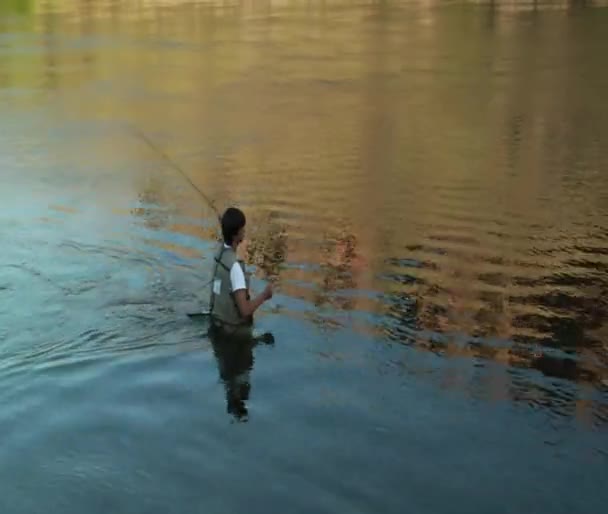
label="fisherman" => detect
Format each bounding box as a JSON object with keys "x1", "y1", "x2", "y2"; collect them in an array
[{"x1": 209, "y1": 207, "x2": 273, "y2": 333}]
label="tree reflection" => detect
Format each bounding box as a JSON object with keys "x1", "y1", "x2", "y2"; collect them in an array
[
  {"x1": 313, "y1": 225, "x2": 360, "y2": 312},
  {"x1": 0, "y1": 0, "x2": 33, "y2": 15},
  {"x1": 380, "y1": 255, "x2": 608, "y2": 424},
  {"x1": 7, "y1": 0, "x2": 606, "y2": 426},
  {"x1": 131, "y1": 179, "x2": 174, "y2": 231},
  {"x1": 42, "y1": 1, "x2": 57, "y2": 92},
  {"x1": 245, "y1": 211, "x2": 288, "y2": 282}
]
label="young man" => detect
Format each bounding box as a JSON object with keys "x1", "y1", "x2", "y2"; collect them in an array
[{"x1": 209, "y1": 207, "x2": 273, "y2": 330}]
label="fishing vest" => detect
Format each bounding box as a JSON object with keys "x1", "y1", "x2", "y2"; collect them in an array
[{"x1": 210, "y1": 244, "x2": 252, "y2": 328}]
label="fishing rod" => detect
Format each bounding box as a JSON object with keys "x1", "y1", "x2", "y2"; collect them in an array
[
  {"x1": 131, "y1": 126, "x2": 222, "y2": 225},
  {"x1": 132, "y1": 127, "x2": 284, "y2": 280},
  {"x1": 130, "y1": 126, "x2": 223, "y2": 317},
  {"x1": 131, "y1": 127, "x2": 282, "y2": 320}
]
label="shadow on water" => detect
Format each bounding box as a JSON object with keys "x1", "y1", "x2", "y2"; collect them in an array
[{"x1": 208, "y1": 324, "x2": 275, "y2": 423}]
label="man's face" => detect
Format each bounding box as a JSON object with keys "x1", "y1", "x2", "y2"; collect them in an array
[{"x1": 236, "y1": 225, "x2": 246, "y2": 245}]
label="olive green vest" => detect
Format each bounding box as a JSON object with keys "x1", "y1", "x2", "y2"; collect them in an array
[{"x1": 210, "y1": 245, "x2": 252, "y2": 327}]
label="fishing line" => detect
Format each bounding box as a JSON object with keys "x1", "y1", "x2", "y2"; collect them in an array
[
  {"x1": 130, "y1": 126, "x2": 224, "y2": 315},
  {"x1": 130, "y1": 126, "x2": 222, "y2": 225},
  {"x1": 130, "y1": 126, "x2": 281, "y2": 314}
]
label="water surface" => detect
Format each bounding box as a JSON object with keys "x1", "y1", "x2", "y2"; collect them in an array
[{"x1": 1, "y1": 1, "x2": 607, "y2": 513}]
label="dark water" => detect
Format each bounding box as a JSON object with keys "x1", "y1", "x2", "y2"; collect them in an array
[{"x1": 1, "y1": 1, "x2": 607, "y2": 513}]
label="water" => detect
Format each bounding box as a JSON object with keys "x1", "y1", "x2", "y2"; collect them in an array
[{"x1": 1, "y1": 1, "x2": 607, "y2": 512}]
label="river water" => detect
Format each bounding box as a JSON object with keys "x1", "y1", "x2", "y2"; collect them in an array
[{"x1": 1, "y1": 1, "x2": 607, "y2": 513}]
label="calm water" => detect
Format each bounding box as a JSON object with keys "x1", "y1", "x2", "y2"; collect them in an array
[{"x1": 1, "y1": 0, "x2": 607, "y2": 512}]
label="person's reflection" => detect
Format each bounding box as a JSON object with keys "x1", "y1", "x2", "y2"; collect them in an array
[{"x1": 208, "y1": 324, "x2": 274, "y2": 423}]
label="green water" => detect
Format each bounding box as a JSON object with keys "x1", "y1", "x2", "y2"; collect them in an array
[{"x1": 1, "y1": 1, "x2": 607, "y2": 513}]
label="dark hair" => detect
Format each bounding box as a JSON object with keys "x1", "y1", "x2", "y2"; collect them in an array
[{"x1": 221, "y1": 207, "x2": 246, "y2": 244}]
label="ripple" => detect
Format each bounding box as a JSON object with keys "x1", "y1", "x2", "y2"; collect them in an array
[{"x1": 1, "y1": 2, "x2": 608, "y2": 512}]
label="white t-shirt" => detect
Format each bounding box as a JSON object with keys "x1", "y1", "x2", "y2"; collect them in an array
[{"x1": 225, "y1": 244, "x2": 247, "y2": 292}]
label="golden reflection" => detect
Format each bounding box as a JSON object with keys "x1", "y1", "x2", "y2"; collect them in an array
[
  {"x1": 132, "y1": 178, "x2": 176, "y2": 231},
  {"x1": 314, "y1": 225, "x2": 359, "y2": 311},
  {"x1": 244, "y1": 210, "x2": 288, "y2": 282},
  {"x1": 3, "y1": 0, "x2": 607, "y2": 421}
]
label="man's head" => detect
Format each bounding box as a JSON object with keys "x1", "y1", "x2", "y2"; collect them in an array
[{"x1": 221, "y1": 207, "x2": 246, "y2": 246}]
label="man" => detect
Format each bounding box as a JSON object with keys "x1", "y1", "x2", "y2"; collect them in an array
[{"x1": 209, "y1": 207, "x2": 273, "y2": 332}]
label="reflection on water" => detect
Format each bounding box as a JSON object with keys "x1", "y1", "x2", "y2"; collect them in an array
[
  {"x1": 209, "y1": 324, "x2": 275, "y2": 423},
  {"x1": 315, "y1": 224, "x2": 360, "y2": 311},
  {"x1": 210, "y1": 327, "x2": 256, "y2": 422},
  {"x1": 245, "y1": 210, "x2": 288, "y2": 282},
  {"x1": 1, "y1": 1, "x2": 608, "y2": 512},
  {"x1": 0, "y1": 0, "x2": 606, "y2": 396}
]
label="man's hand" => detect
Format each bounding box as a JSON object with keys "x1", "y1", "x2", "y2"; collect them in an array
[
  {"x1": 234, "y1": 283, "x2": 273, "y2": 319},
  {"x1": 262, "y1": 284, "x2": 273, "y2": 301}
]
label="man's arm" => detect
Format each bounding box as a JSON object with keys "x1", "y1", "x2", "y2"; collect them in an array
[
  {"x1": 230, "y1": 262, "x2": 272, "y2": 318},
  {"x1": 234, "y1": 288, "x2": 271, "y2": 318}
]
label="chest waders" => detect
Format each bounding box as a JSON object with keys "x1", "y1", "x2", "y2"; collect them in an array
[{"x1": 209, "y1": 245, "x2": 253, "y2": 336}]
